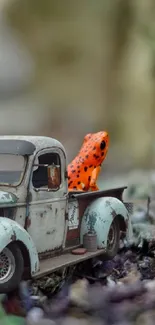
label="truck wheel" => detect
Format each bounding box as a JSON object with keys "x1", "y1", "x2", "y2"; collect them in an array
[
  {"x1": 105, "y1": 218, "x2": 120, "y2": 259},
  {"x1": 0, "y1": 242, "x2": 24, "y2": 293},
  {"x1": 99, "y1": 218, "x2": 120, "y2": 261}
]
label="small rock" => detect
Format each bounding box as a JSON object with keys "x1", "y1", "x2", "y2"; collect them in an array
[
  {"x1": 144, "y1": 279, "x2": 155, "y2": 292},
  {"x1": 69, "y1": 279, "x2": 89, "y2": 309},
  {"x1": 119, "y1": 267, "x2": 141, "y2": 285},
  {"x1": 135, "y1": 311, "x2": 155, "y2": 325},
  {"x1": 106, "y1": 277, "x2": 116, "y2": 287},
  {"x1": 26, "y1": 307, "x2": 44, "y2": 324}
]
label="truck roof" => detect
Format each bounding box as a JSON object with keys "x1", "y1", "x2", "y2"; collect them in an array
[{"x1": 0, "y1": 136, "x2": 66, "y2": 156}]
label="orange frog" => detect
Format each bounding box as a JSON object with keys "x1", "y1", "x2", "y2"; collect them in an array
[{"x1": 68, "y1": 131, "x2": 109, "y2": 191}]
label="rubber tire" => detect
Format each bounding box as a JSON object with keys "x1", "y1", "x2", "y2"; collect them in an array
[
  {"x1": 0, "y1": 242, "x2": 24, "y2": 294},
  {"x1": 100, "y1": 218, "x2": 120, "y2": 261}
]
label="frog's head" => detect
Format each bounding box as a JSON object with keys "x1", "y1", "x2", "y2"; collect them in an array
[{"x1": 82, "y1": 131, "x2": 109, "y2": 164}]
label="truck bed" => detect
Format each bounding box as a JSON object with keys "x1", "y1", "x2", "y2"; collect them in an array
[{"x1": 69, "y1": 186, "x2": 127, "y2": 202}]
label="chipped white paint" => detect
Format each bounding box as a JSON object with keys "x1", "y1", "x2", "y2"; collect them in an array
[
  {"x1": 0, "y1": 136, "x2": 66, "y2": 157},
  {"x1": 80, "y1": 197, "x2": 133, "y2": 249},
  {"x1": 27, "y1": 145, "x2": 68, "y2": 254},
  {"x1": 0, "y1": 136, "x2": 67, "y2": 203},
  {"x1": 0, "y1": 136, "x2": 68, "y2": 270},
  {"x1": 0, "y1": 191, "x2": 17, "y2": 204},
  {"x1": 0, "y1": 217, "x2": 39, "y2": 274},
  {"x1": 68, "y1": 199, "x2": 79, "y2": 229},
  {"x1": 28, "y1": 198, "x2": 67, "y2": 253}
]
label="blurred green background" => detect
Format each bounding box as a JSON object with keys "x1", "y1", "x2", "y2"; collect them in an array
[{"x1": 0, "y1": 0, "x2": 155, "y2": 192}]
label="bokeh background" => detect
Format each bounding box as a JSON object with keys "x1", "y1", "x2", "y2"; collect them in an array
[{"x1": 0, "y1": 0, "x2": 155, "y2": 196}]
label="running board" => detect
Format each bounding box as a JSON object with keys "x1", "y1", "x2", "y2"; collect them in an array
[{"x1": 33, "y1": 248, "x2": 105, "y2": 279}]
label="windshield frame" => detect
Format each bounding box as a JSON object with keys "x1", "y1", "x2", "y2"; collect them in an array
[{"x1": 0, "y1": 154, "x2": 28, "y2": 187}]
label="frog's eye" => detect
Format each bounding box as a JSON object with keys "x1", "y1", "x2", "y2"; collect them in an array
[{"x1": 100, "y1": 140, "x2": 106, "y2": 150}]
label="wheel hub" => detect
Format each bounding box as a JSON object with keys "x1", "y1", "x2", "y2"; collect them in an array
[
  {"x1": 0, "y1": 248, "x2": 15, "y2": 283},
  {"x1": 107, "y1": 223, "x2": 115, "y2": 249}
]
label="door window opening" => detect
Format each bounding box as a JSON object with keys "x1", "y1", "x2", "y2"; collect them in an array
[{"x1": 32, "y1": 153, "x2": 61, "y2": 191}]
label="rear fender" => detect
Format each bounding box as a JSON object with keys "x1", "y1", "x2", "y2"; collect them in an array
[
  {"x1": 0, "y1": 217, "x2": 39, "y2": 275},
  {"x1": 80, "y1": 197, "x2": 132, "y2": 249}
]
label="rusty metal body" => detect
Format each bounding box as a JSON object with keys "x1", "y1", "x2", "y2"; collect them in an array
[{"x1": 0, "y1": 136, "x2": 133, "y2": 285}]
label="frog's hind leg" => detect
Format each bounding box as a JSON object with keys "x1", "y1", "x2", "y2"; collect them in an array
[
  {"x1": 68, "y1": 188, "x2": 85, "y2": 192},
  {"x1": 89, "y1": 166, "x2": 101, "y2": 191}
]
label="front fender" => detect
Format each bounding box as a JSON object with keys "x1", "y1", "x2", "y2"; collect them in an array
[
  {"x1": 80, "y1": 197, "x2": 131, "y2": 249},
  {"x1": 0, "y1": 217, "x2": 39, "y2": 275}
]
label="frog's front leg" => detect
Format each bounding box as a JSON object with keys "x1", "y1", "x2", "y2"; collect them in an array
[
  {"x1": 89, "y1": 166, "x2": 101, "y2": 191},
  {"x1": 90, "y1": 184, "x2": 99, "y2": 191}
]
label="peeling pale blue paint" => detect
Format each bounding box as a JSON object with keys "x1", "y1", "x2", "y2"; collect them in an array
[
  {"x1": 0, "y1": 191, "x2": 17, "y2": 205},
  {"x1": 0, "y1": 217, "x2": 39, "y2": 274},
  {"x1": 80, "y1": 197, "x2": 133, "y2": 249},
  {"x1": 84, "y1": 210, "x2": 97, "y2": 232}
]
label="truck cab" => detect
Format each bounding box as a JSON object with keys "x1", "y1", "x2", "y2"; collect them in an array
[{"x1": 0, "y1": 136, "x2": 133, "y2": 293}]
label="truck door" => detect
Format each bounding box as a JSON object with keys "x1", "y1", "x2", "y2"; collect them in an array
[{"x1": 27, "y1": 147, "x2": 68, "y2": 256}]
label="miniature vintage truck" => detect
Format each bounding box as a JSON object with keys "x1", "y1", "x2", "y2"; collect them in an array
[{"x1": 0, "y1": 136, "x2": 133, "y2": 293}]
